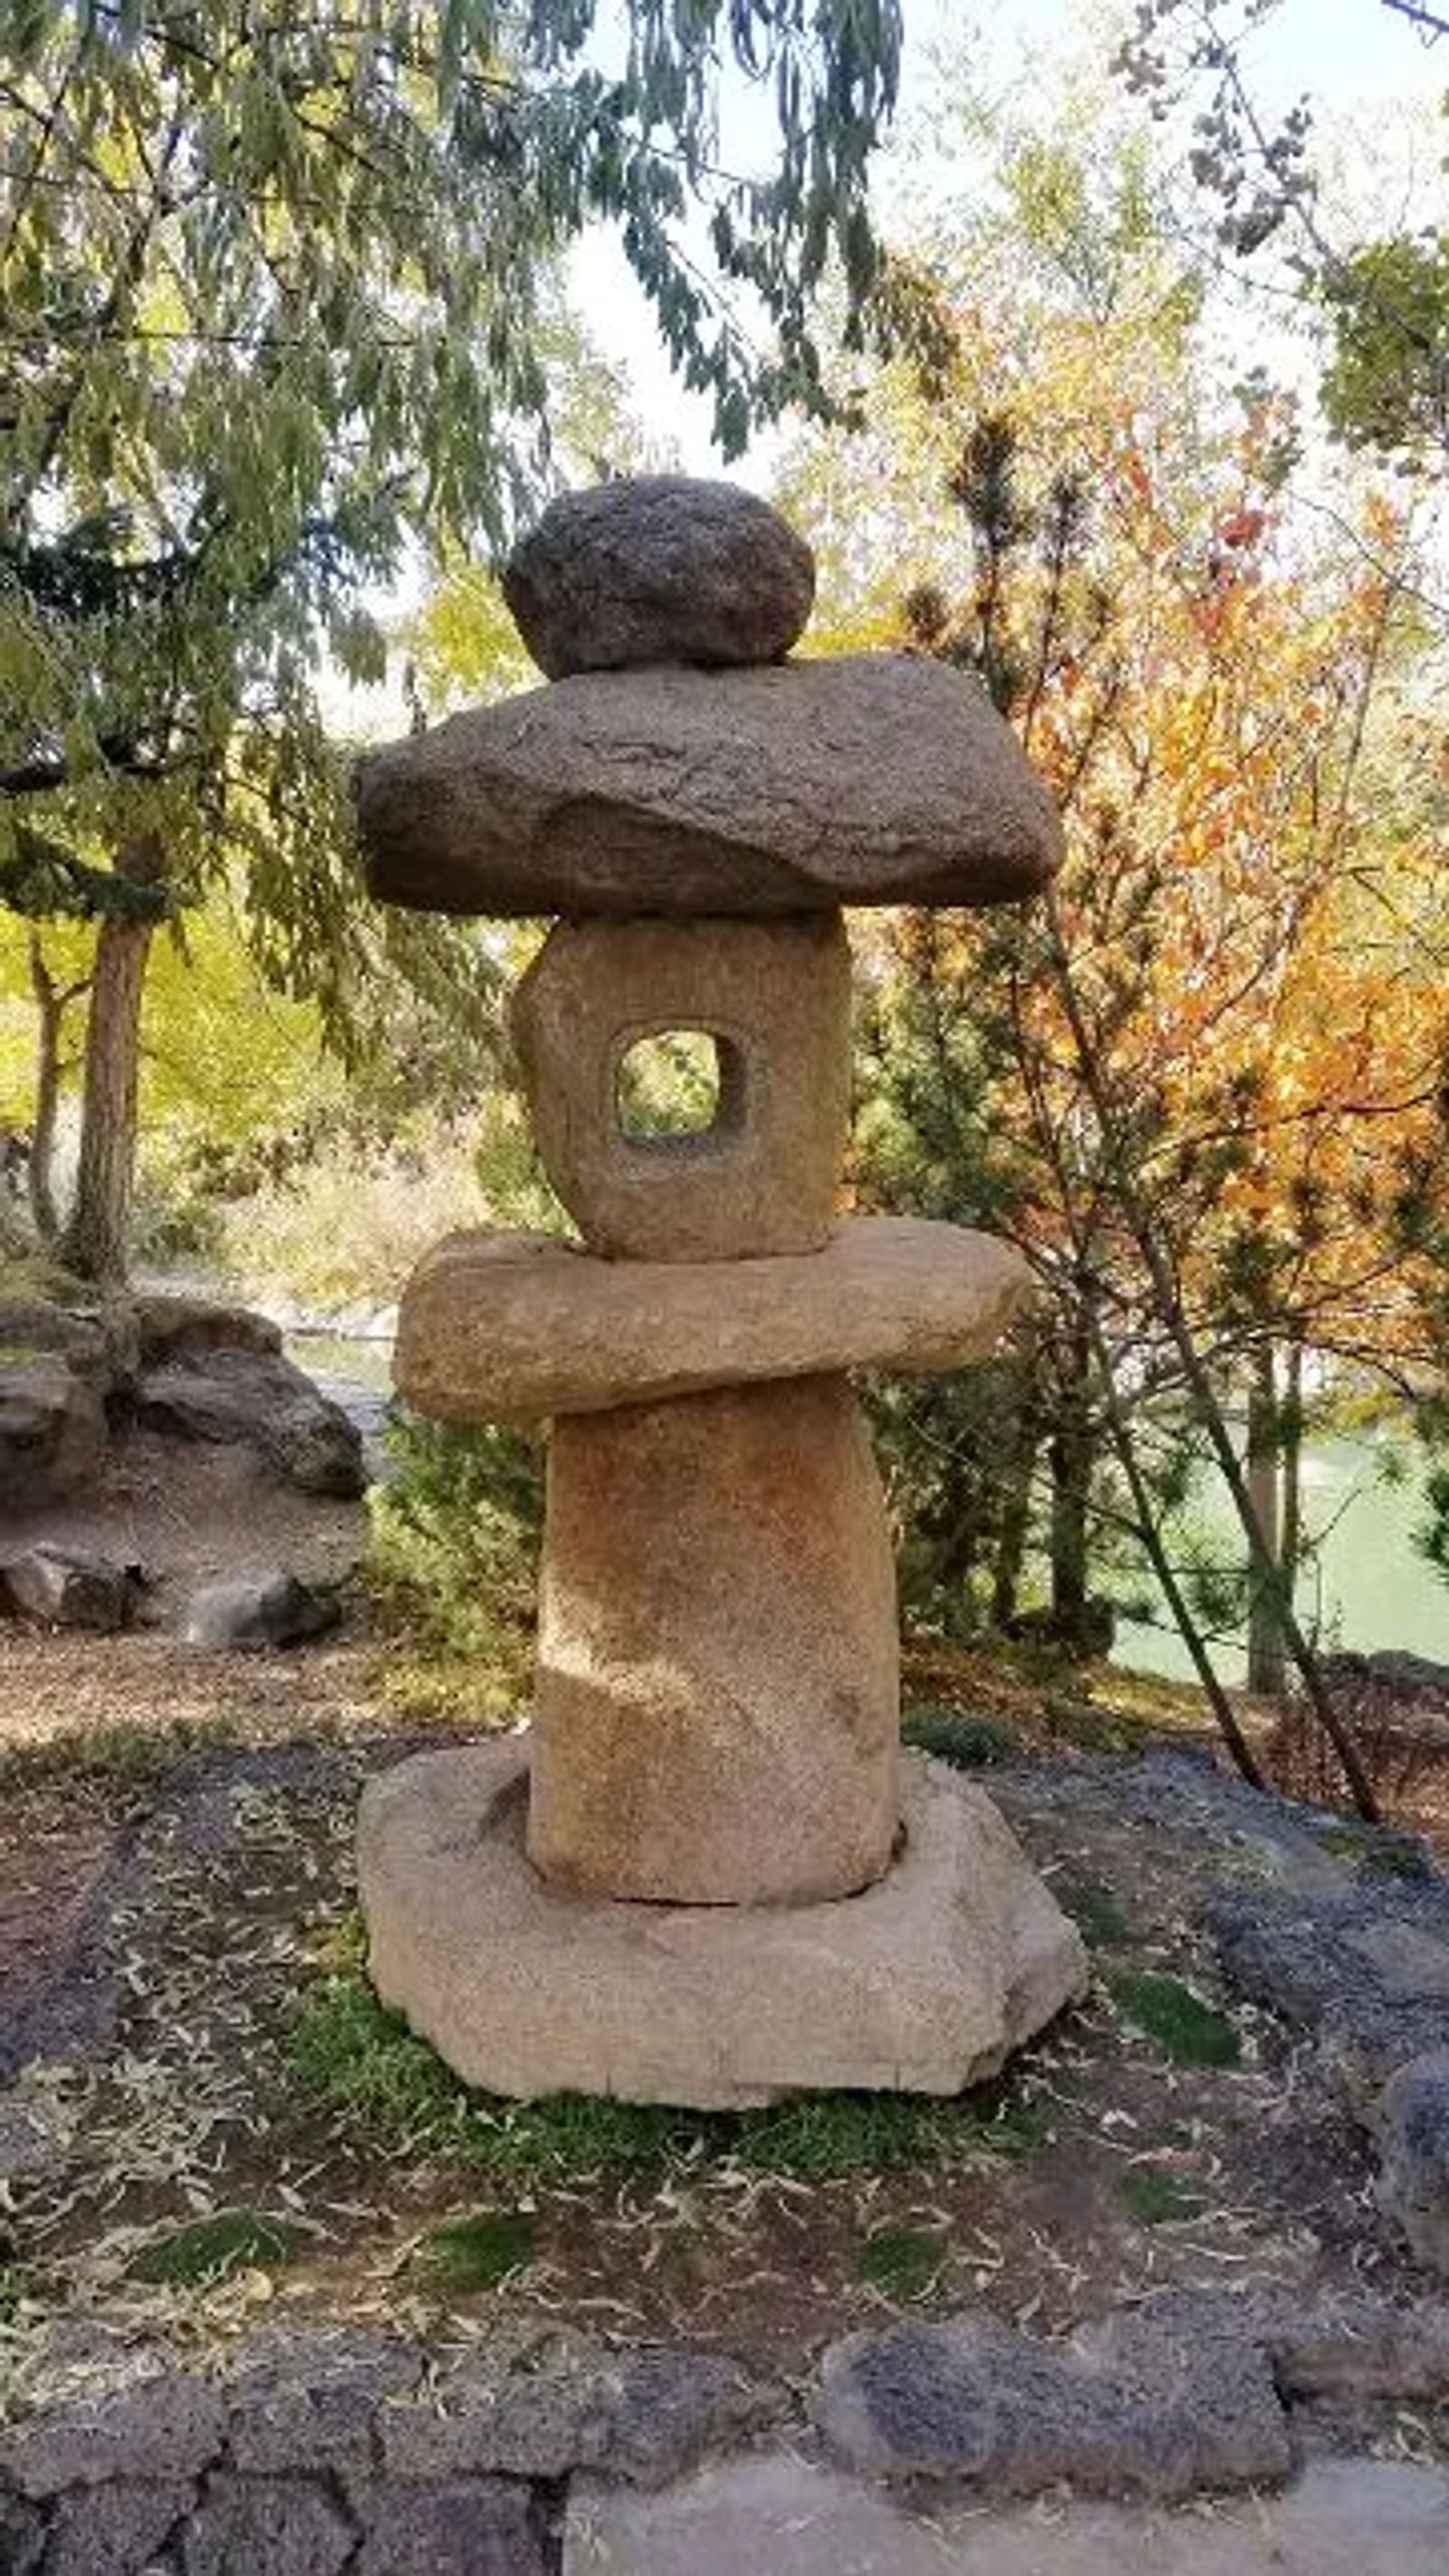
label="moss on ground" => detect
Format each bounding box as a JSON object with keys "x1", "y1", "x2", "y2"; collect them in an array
[{"x1": 1108, "y1": 1970, "x2": 1242, "y2": 2069}]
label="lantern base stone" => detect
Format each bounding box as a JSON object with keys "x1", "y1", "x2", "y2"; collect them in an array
[{"x1": 357, "y1": 1738, "x2": 1088, "y2": 2112}]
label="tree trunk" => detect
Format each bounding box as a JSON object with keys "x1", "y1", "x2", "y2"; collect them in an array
[
  {"x1": 1281, "y1": 1338, "x2": 1304, "y2": 1602},
  {"x1": 1245, "y1": 1339, "x2": 1288, "y2": 1698},
  {"x1": 1048, "y1": 1313, "x2": 1096, "y2": 1649},
  {"x1": 60, "y1": 838, "x2": 165, "y2": 1285},
  {"x1": 991, "y1": 1399, "x2": 1041, "y2": 1630},
  {"x1": 25, "y1": 928, "x2": 85, "y2": 1249}
]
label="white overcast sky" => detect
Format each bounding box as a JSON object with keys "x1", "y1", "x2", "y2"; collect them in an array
[{"x1": 570, "y1": 0, "x2": 1449, "y2": 483}]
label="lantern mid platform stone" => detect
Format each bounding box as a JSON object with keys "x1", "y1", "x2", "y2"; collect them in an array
[
  {"x1": 359, "y1": 1740, "x2": 1089, "y2": 2111},
  {"x1": 396, "y1": 1215, "x2": 1030, "y2": 1423}
]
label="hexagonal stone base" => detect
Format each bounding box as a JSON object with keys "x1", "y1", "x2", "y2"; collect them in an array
[{"x1": 357, "y1": 1741, "x2": 1087, "y2": 2111}]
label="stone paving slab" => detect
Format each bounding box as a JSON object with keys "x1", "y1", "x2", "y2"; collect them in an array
[{"x1": 562, "y1": 2453, "x2": 1449, "y2": 2576}]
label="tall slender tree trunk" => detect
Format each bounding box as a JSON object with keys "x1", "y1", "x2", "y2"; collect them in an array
[
  {"x1": 1048, "y1": 1311, "x2": 1096, "y2": 1649},
  {"x1": 60, "y1": 837, "x2": 166, "y2": 1285},
  {"x1": 991, "y1": 1396, "x2": 1041, "y2": 1630},
  {"x1": 25, "y1": 929, "x2": 66, "y2": 1247},
  {"x1": 1246, "y1": 1339, "x2": 1288, "y2": 1698},
  {"x1": 1281, "y1": 1338, "x2": 1304, "y2": 1605}
]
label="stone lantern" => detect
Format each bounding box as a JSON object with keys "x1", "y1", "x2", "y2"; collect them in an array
[{"x1": 354, "y1": 478, "x2": 1087, "y2": 2109}]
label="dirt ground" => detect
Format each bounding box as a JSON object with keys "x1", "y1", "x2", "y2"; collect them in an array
[{"x1": 2, "y1": 1441, "x2": 1447, "y2": 2396}]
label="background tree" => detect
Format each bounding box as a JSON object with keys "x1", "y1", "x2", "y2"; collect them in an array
[{"x1": 2, "y1": 0, "x2": 907, "y2": 1278}]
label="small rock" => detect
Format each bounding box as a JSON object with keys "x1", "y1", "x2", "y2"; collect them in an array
[
  {"x1": 0, "y1": 1352, "x2": 105, "y2": 1511},
  {"x1": 2, "y1": 1543, "x2": 142, "y2": 1633},
  {"x1": 46, "y1": 2478, "x2": 193, "y2": 2576},
  {"x1": 1373, "y1": 2049, "x2": 1449, "y2": 2273},
  {"x1": 502, "y1": 476, "x2": 816, "y2": 677},
  {"x1": 813, "y1": 2296, "x2": 1291, "y2": 2498},
  {"x1": 181, "y1": 2475, "x2": 353, "y2": 2576},
  {"x1": 0, "y1": 2363, "x2": 225, "y2": 2498},
  {"x1": 226, "y1": 2329, "x2": 418, "y2": 2473},
  {"x1": 177, "y1": 1570, "x2": 340, "y2": 1652},
  {"x1": 351, "y1": 2478, "x2": 545, "y2": 2576}
]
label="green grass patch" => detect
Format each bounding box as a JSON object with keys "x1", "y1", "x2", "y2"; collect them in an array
[
  {"x1": 0, "y1": 1713, "x2": 245, "y2": 1793},
  {"x1": 1115, "y1": 2166, "x2": 1201, "y2": 2225},
  {"x1": 129, "y1": 2208, "x2": 297, "y2": 2287},
  {"x1": 410, "y1": 2208, "x2": 536, "y2": 2293},
  {"x1": 856, "y1": 2223, "x2": 946, "y2": 2300},
  {"x1": 1108, "y1": 1970, "x2": 1241, "y2": 2069},
  {"x1": 289, "y1": 1932, "x2": 1046, "y2": 2183},
  {"x1": 1059, "y1": 1875, "x2": 1130, "y2": 1949},
  {"x1": 902, "y1": 1707, "x2": 1012, "y2": 1769}
]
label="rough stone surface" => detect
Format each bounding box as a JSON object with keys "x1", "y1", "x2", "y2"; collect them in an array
[
  {"x1": 138, "y1": 1348, "x2": 365, "y2": 1497},
  {"x1": 1372, "y1": 2049, "x2": 1449, "y2": 2272},
  {"x1": 1270, "y1": 2297, "x2": 1449, "y2": 2399},
  {"x1": 45, "y1": 2478, "x2": 193, "y2": 2576},
  {"x1": 512, "y1": 913, "x2": 850, "y2": 1261},
  {"x1": 562, "y1": 2455, "x2": 1449, "y2": 2576},
  {"x1": 1201, "y1": 1867, "x2": 1449, "y2": 2091},
  {"x1": 356, "y1": 653, "x2": 1063, "y2": 918},
  {"x1": 181, "y1": 2475, "x2": 354, "y2": 2576},
  {"x1": 501, "y1": 476, "x2": 816, "y2": 678},
  {"x1": 2, "y1": 1541, "x2": 140, "y2": 1631},
  {"x1": 813, "y1": 2294, "x2": 1291, "y2": 2497},
  {"x1": 530, "y1": 1374, "x2": 898, "y2": 1903},
  {"x1": 177, "y1": 1569, "x2": 340, "y2": 1652},
  {"x1": 351, "y1": 2478, "x2": 544, "y2": 2576},
  {"x1": 0, "y1": 1351, "x2": 105, "y2": 1511},
  {"x1": 0, "y1": 2366, "x2": 225, "y2": 2498},
  {"x1": 128, "y1": 1295, "x2": 283, "y2": 1370},
  {"x1": 0, "y1": 1297, "x2": 113, "y2": 1387},
  {"x1": 0, "y1": 2493, "x2": 45, "y2": 2575},
  {"x1": 379, "y1": 2343, "x2": 782, "y2": 2488},
  {"x1": 396, "y1": 1215, "x2": 1030, "y2": 1424},
  {"x1": 226, "y1": 2329, "x2": 419, "y2": 2473},
  {"x1": 358, "y1": 1739, "x2": 1087, "y2": 2107}
]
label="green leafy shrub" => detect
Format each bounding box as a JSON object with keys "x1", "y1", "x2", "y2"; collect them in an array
[{"x1": 368, "y1": 1411, "x2": 544, "y2": 1711}]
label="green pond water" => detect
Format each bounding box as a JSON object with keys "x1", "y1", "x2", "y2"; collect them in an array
[{"x1": 1116, "y1": 1432, "x2": 1449, "y2": 1686}]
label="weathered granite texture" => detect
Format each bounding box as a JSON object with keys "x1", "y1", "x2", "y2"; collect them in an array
[
  {"x1": 358, "y1": 1739, "x2": 1088, "y2": 2108},
  {"x1": 513, "y1": 912, "x2": 851, "y2": 1262},
  {"x1": 395, "y1": 1216, "x2": 1030, "y2": 1423},
  {"x1": 355, "y1": 653, "x2": 1063, "y2": 918},
  {"x1": 530, "y1": 1375, "x2": 898, "y2": 1904},
  {"x1": 502, "y1": 476, "x2": 815, "y2": 677}
]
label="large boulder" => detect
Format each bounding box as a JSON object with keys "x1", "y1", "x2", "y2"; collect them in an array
[
  {"x1": 501, "y1": 476, "x2": 816, "y2": 677},
  {"x1": 138, "y1": 1347, "x2": 365, "y2": 1497},
  {"x1": 128, "y1": 1294, "x2": 283, "y2": 1370},
  {"x1": 355, "y1": 654, "x2": 1063, "y2": 918},
  {"x1": 0, "y1": 1350, "x2": 106, "y2": 1511},
  {"x1": 395, "y1": 1216, "x2": 1029, "y2": 1424}
]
